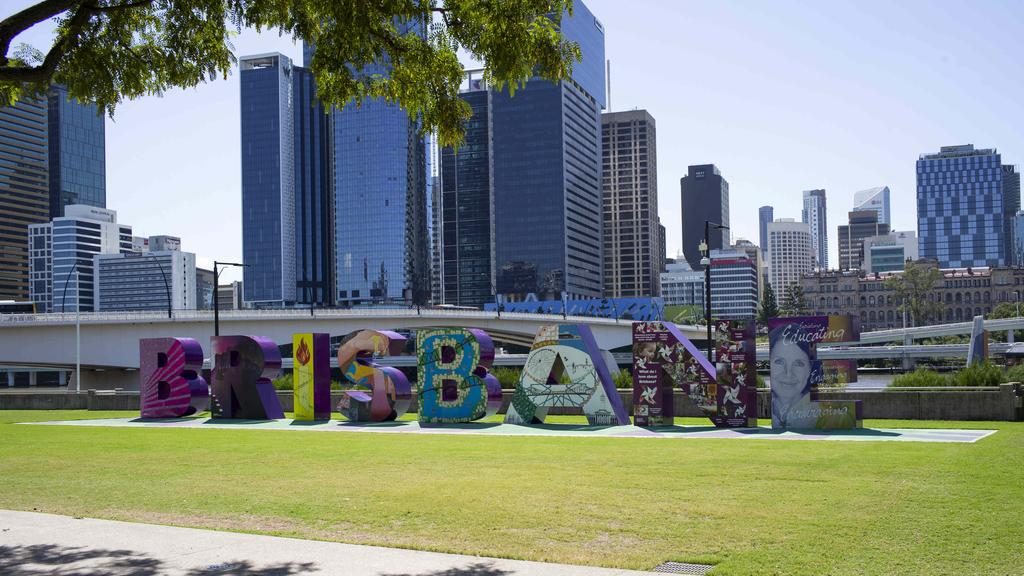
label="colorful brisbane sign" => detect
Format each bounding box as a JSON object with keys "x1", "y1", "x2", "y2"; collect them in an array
[{"x1": 139, "y1": 317, "x2": 861, "y2": 430}]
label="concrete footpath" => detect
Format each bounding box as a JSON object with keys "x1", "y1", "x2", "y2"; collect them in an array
[{"x1": 0, "y1": 510, "x2": 657, "y2": 575}]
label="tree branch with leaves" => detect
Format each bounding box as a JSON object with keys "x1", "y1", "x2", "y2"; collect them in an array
[
  {"x1": 1, "y1": 0, "x2": 581, "y2": 147},
  {"x1": 884, "y1": 260, "x2": 944, "y2": 327}
]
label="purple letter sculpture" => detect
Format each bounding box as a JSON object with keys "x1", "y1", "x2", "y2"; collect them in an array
[
  {"x1": 337, "y1": 330, "x2": 412, "y2": 422},
  {"x1": 417, "y1": 328, "x2": 502, "y2": 423},
  {"x1": 632, "y1": 320, "x2": 757, "y2": 428},
  {"x1": 505, "y1": 324, "x2": 631, "y2": 426},
  {"x1": 210, "y1": 335, "x2": 284, "y2": 420},
  {"x1": 293, "y1": 333, "x2": 331, "y2": 421},
  {"x1": 139, "y1": 337, "x2": 209, "y2": 418}
]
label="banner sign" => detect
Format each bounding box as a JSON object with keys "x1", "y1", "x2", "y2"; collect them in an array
[
  {"x1": 767, "y1": 316, "x2": 862, "y2": 429},
  {"x1": 631, "y1": 320, "x2": 756, "y2": 428}
]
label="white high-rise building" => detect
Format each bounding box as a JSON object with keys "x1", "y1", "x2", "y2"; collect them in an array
[
  {"x1": 767, "y1": 219, "x2": 813, "y2": 295},
  {"x1": 29, "y1": 205, "x2": 133, "y2": 312},
  {"x1": 94, "y1": 250, "x2": 197, "y2": 312},
  {"x1": 660, "y1": 257, "x2": 704, "y2": 309},
  {"x1": 801, "y1": 189, "x2": 827, "y2": 270},
  {"x1": 853, "y1": 186, "x2": 891, "y2": 226}
]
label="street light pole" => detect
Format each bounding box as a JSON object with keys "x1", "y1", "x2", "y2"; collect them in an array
[
  {"x1": 213, "y1": 261, "x2": 247, "y2": 337},
  {"x1": 75, "y1": 269, "x2": 80, "y2": 393},
  {"x1": 700, "y1": 220, "x2": 729, "y2": 363}
]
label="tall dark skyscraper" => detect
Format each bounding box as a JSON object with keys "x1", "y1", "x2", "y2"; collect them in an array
[
  {"x1": 917, "y1": 145, "x2": 1012, "y2": 268},
  {"x1": 680, "y1": 164, "x2": 729, "y2": 271},
  {"x1": 838, "y1": 210, "x2": 889, "y2": 270},
  {"x1": 239, "y1": 52, "x2": 334, "y2": 307},
  {"x1": 0, "y1": 96, "x2": 49, "y2": 301},
  {"x1": 240, "y1": 53, "x2": 297, "y2": 306},
  {"x1": 292, "y1": 66, "x2": 333, "y2": 305},
  {"x1": 758, "y1": 205, "x2": 773, "y2": 257},
  {"x1": 439, "y1": 77, "x2": 493, "y2": 307},
  {"x1": 47, "y1": 85, "x2": 105, "y2": 218},
  {"x1": 601, "y1": 109, "x2": 660, "y2": 297},
  {"x1": 492, "y1": 0, "x2": 605, "y2": 301}
]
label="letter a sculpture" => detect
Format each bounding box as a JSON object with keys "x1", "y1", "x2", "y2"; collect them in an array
[{"x1": 505, "y1": 324, "x2": 631, "y2": 426}]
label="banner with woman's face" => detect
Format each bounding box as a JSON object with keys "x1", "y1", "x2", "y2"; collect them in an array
[{"x1": 767, "y1": 316, "x2": 862, "y2": 430}]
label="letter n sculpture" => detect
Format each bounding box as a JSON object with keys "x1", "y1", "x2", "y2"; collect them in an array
[
  {"x1": 293, "y1": 333, "x2": 331, "y2": 421},
  {"x1": 631, "y1": 320, "x2": 757, "y2": 428},
  {"x1": 337, "y1": 330, "x2": 412, "y2": 422},
  {"x1": 505, "y1": 324, "x2": 631, "y2": 426},
  {"x1": 417, "y1": 328, "x2": 502, "y2": 423},
  {"x1": 210, "y1": 336, "x2": 285, "y2": 420},
  {"x1": 139, "y1": 338, "x2": 209, "y2": 418}
]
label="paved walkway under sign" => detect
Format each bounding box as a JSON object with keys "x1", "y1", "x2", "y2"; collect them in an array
[
  {"x1": 23, "y1": 417, "x2": 997, "y2": 443},
  {"x1": 0, "y1": 510, "x2": 655, "y2": 575}
]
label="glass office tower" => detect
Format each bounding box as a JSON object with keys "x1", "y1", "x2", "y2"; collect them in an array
[
  {"x1": 292, "y1": 66, "x2": 333, "y2": 305},
  {"x1": 492, "y1": 0, "x2": 605, "y2": 301},
  {"x1": 917, "y1": 145, "x2": 1009, "y2": 268},
  {"x1": 802, "y1": 189, "x2": 827, "y2": 270},
  {"x1": 329, "y1": 23, "x2": 430, "y2": 306},
  {"x1": 240, "y1": 53, "x2": 297, "y2": 306},
  {"x1": 47, "y1": 85, "x2": 105, "y2": 218},
  {"x1": 440, "y1": 78, "x2": 493, "y2": 307},
  {"x1": 0, "y1": 96, "x2": 49, "y2": 301}
]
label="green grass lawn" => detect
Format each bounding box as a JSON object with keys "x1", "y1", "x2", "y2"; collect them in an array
[{"x1": 0, "y1": 410, "x2": 1021, "y2": 575}]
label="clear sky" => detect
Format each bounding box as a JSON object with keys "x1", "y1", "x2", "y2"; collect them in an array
[{"x1": 9, "y1": 0, "x2": 1024, "y2": 277}]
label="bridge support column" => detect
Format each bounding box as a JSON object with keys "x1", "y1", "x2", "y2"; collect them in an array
[
  {"x1": 59, "y1": 371, "x2": 66, "y2": 386},
  {"x1": 28, "y1": 372, "x2": 37, "y2": 387},
  {"x1": 1009, "y1": 329, "x2": 1015, "y2": 344},
  {"x1": 902, "y1": 333, "x2": 916, "y2": 371},
  {"x1": 5, "y1": 371, "x2": 12, "y2": 387}
]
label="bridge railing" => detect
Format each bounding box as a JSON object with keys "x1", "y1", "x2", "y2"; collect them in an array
[{"x1": 0, "y1": 307, "x2": 634, "y2": 326}]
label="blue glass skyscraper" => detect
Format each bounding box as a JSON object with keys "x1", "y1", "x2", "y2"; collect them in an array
[
  {"x1": 325, "y1": 24, "x2": 430, "y2": 306},
  {"x1": 240, "y1": 52, "x2": 333, "y2": 307},
  {"x1": 492, "y1": 0, "x2": 605, "y2": 300},
  {"x1": 240, "y1": 53, "x2": 296, "y2": 305},
  {"x1": 47, "y1": 85, "x2": 105, "y2": 218},
  {"x1": 917, "y1": 145, "x2": 1014, "y2": 268}
]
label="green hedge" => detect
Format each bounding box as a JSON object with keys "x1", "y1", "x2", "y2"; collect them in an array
[{"x1": 890, "y1": 363, "x2": 1015, "y2": 388}]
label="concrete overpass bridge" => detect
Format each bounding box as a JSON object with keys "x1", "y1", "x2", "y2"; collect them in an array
[{"x1": 0, "y1": 309, "x2": 704, "y2": 388}]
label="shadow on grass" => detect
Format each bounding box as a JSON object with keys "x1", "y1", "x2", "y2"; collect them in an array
[
  {"x1": 418, "y1": 422, "x2": 502, "y2": 430},
  {"x1": 0, "y1": 544, "x2": 318, "y2": 575},
  {"x1": 287, "y1": 419, "x2": 332, "y2": 427},
  {"x1": 522, "y1": 423, "x2": 613, "y2": 432},
  {"x1": 379, "y1": 562, "x2": 512, "y2": 576},
  {"x1": 336, "y1": 420, "x2": 412, "y2": 428},
  {"x1": 130, "y1": 417, "x2": 204, "y2": 424}
]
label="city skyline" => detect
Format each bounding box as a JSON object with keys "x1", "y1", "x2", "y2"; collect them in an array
[{"x1": 7, "y1": 0, "x2": 1024, "y2": 278}]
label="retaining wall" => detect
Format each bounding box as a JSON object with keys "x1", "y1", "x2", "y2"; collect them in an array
[{"x1": 2, "y1": 385, "x2": 1021, "y2": 421}]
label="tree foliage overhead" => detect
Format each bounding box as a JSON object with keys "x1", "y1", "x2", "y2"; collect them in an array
[
  {"x1": 884, "y1": 259, "x2": 944, "y2": 327},
  {"x1": 0, "y1": 0, "x2": 581, "y2": 146}
]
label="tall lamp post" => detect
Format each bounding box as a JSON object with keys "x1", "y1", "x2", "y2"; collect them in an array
[
  {"x1": 143, "y1": 254, "x2": 173, "y2": 319},
  {"x1": 58, "y1": 263, "x2": 81, "y2": 391},
  {"x1": 213, "y1": 261, "x2": 247, "y2": 336},
  {"x1": 699, "y1": 220, "x2": 729, "y2": 362}
]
